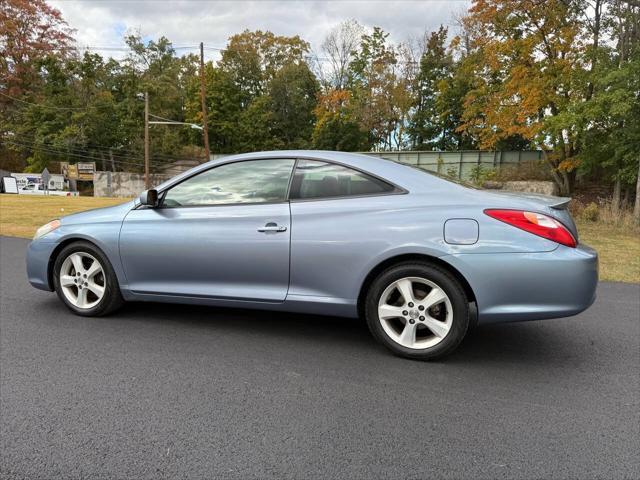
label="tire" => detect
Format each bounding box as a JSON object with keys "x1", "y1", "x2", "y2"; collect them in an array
[
  {"x1": 52, "y1": 241, "x2": 124, "y2": 317},
  {"x1": 364, "y1": 262, "x2": 470, "y2": 360}
]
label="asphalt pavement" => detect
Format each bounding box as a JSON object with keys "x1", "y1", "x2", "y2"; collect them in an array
[{"x1": 1, "y1": 235, "x2": 639, "y2": 479}]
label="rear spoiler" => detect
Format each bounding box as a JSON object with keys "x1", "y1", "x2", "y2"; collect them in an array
[{"x1": 548, "y1": 197, "x2": 571, "y2": 210}]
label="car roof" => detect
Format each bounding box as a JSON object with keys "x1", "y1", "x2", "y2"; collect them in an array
[{"x1": 155, "y1": 150, "x2": 451, "y2": 193}]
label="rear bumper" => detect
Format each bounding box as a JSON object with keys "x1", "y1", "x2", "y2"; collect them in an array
[
  {"x1": 26, "y1": 239, "x2": 56, "y2": 291},
  {"x1": 444, "y1": 244, "x2": 598, "y2": 324}
]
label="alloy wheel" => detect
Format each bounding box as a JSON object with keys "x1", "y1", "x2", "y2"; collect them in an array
[
  {"x1": 377, "y1": 276, "x2": 453, "y2": 349},
  {"x1": 59, "y1": 252, "x2": 106, "y2": 309}
]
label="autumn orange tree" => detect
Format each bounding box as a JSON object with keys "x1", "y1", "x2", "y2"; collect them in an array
[
  {"x1": 346, "y1": 27, "x2": 415, "y2": 150},
  {"x1": 458, "y1": 0, "x2": 590, "y2": 195},
  {"x1": 0, "y1": 0, "x2": 74, "y2": 95},
  {"x1": 1, "y1": 0, "x2": 74, "y2": 141}
]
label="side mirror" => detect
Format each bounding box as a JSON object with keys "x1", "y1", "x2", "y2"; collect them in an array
[{"x1": 139, "y1": 189, "x2": 158, "y2": 207}]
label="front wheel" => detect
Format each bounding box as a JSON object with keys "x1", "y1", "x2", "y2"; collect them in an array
[
  {"x1": 53, "y1": 241, "x2": 124, "y2": 317},
  {"x1": 364, "y1": 262, "x2": 470, "y2": 360}
]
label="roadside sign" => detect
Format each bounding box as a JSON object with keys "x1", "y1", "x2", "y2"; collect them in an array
[
  {"x1": 67, "y1": 164, "x2": 78, "y2": 179},
  {"x1": 77, "y1": 162, "x2": 95, "y2": 181},
  {"x1": 42, "y1": 168, "x2": 50, "y2": 193},
  {"x1": 60, "y1": 162, "x2": 95, "y2": 181},
  {"x1": 1, "y1": 176, "x2": 18, "y2": 194}
]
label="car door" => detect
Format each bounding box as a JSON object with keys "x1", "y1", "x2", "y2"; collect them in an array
[
  {"x1": 119, "y1": 158, "x2": 295, "y2": 302},
  {"x1": 287, "y1": 159, "x2": 402, "y2": 302}
]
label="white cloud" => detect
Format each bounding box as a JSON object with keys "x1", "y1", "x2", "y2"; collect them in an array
[{"x1": 49, "y1": 0, "x2": 471, "y2": 61}]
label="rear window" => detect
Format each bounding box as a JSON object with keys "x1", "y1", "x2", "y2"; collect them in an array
[
  {"x1": 394, "y1": 161, "x2": 479, "y2": 189},
  {"x1": 290, "y1": 159, "x2": 396, "y2": 200}
]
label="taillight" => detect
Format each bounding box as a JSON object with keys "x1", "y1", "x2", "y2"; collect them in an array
[{"x1": 484, "y1": 209, "x2": 577, "y2": 248}]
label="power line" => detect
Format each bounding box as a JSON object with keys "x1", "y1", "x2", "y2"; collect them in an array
[
  {"x1": 3, "y1": 140, "x2": 146, "y2": 168},
  {"x1": 5, "y1": 135, "x2": 199, "y2": 166},
  {"x1": 0, "y1": 92, "x2": 87, "y2": 111},
  {"x1": 19, "y1": 141, "x2": 145, "y2": 164},
  {"x1": 3, "y1": 139, "x2": 183, "y2": 170},
  {"x1": 3, "y1": 96, "x2": 204, "y2": 161},
  {"x1": 25, "y1": 43, "x2": 431, "y2": 64}
]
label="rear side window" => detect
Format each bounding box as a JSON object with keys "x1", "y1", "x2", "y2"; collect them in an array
[{"x1": 290, "y1": 159, "x2": 396, "y2": 200}]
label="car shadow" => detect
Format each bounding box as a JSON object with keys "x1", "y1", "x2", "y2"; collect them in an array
[
  {"x1": 112, "y1": 301, "x2": 583, "y2": 366},
  {"x1": 121, "y1": 300, "x2": 374, "y2": 348},
  {"x1": 450, "y1": 323, "x2": 573, "y2": 363}
]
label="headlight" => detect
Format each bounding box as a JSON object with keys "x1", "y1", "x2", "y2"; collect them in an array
[{"x1": 33, "y1": 219, "x2": 61, "y2": 240}]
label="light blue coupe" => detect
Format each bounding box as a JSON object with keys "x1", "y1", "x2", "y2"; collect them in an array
[{"x1": 26, "y1": 151, "x2": 598, "y2": 359}]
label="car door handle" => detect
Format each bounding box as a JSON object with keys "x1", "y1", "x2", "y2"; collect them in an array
[{"x1": 258, "y1": 223, "x2": 287, "y2": 233}]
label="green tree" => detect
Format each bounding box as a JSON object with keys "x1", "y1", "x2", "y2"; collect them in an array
[
  {"x1": 348, "y1": 27, "x2": 406, "y2": 150},
  {"x1": 312, "y1": 89, "x2": 369, "y2": 151},
  {"x1": 575, "y1": 0, "x2": 640, "y2": 216},
  {"x1": 268, "y1": 63, "x2": 319, "y2": 149},
  {"x1": 201, "y1": 30, "x2": 316, "y2": 153},
  {"x1": 219, "y1": 30, "x2": 310, "y2": 102},
  {"x1": 408, "y1": 27, "x2": 456, "y2": 150}
]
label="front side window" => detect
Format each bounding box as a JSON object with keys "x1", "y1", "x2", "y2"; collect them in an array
[
  {"x1": 290, "y1": 159, "x2": 396, "y2": 200},
  {"x1": 162, "y1": 159, "x2": 295, "y2": 207}
]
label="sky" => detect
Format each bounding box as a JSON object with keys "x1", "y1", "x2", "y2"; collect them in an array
[{"x1": 49, "y1": 0, "x2": 472, "y2": 61}]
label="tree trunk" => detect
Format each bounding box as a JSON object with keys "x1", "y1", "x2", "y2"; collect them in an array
[
  {"x1": 560, "y1": 171, "x2": 572, "y2": 197},
  {"x1": 585, "y1": 0, "x2": 602, "y2": 101},
  {"x1": 633, "y1": 157, "x2": 640, "y2": 222},
  {"x1": 612, "y1": 177, "x2": 621, "y2": 212},
  {"x1": 109, "y1": 149, "x2": 116, "y2": 172},
  {"x1": 541, "y1": 150, "x2": 566, "y2": 194},
  {"x1": 622, "y1": 187, "x2": 630, "y2": 209}
]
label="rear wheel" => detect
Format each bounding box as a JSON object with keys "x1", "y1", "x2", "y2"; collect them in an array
[
  {"x1": 365, "y1": 262, "x2": 470, "y2": 360},
  {"x1": 53, "y1": 241, "x2": 124, "y2": 316}
]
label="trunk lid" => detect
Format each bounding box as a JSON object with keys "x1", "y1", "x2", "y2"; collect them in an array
[{"x1": 484, "y1": 191, "x2": 579, "y2": 240}]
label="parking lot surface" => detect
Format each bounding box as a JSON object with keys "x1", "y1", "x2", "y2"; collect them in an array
[{"x1": 1, "y1": 236, "x2": 639, "y2": 479}]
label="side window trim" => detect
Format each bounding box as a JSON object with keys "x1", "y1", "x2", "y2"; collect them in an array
[
  {"x1": 155, "y1": 158, "x2": 296, "y2": 209},
  {"x1": 287, "y1": 157, "x2": 407, "y2": 202}
]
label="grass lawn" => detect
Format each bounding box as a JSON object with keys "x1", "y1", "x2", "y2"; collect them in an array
[
  {"x1": 1, "y1": 194, "x2": 638, "y2": 283},
  {"x1": 576, "y1": 221, "x2": 639, "y2": 283},
  {"x1": 0, "y1": 194, "x2": 130, "y2": 238}
]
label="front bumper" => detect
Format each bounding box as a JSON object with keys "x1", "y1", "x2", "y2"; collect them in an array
[
  {"x1": 444, "y1": 243, "x2": 598, "y2": 324},
  {"x1": 26, "y1": 239, "x2": 57, "y2": 291}
]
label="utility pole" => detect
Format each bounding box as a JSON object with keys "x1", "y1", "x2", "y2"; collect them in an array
[
  {"x1": 199, "y1": 42, "x2": 211, "y2": 162},
  {"x1": 144, "y1": 91, "x2": 150, "y2": 189}
]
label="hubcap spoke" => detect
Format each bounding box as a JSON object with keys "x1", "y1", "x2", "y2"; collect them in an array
[
  {"x1": 69, "y1": 253, "x2": 85, "y2": 274},
  {"x1": 76, "y1": 286, "x2": 89, "y2": 307},
  {"x1": 86, "y1": 281, "x2": 104, "y2": 298},
  {"x1": 60, "y1": 275, "x2": 76, "y2": 287},
  {"x1": 395, "y1": 279, "x2": 415, "y2": 305},
  {"x1": 423, "y1": 316, "x2": 450, "y2": 338},
  {"x1": 85, "y1": 260, "x2": 102, "y2": 279},
  {"x1": 398, "y1": 320, "x2": 418, "y2": 347},
  {"x1": 378, "y1": 304, "x2": 404, "y2": 320},
  {"x1": 422, "y1": 287, "x2": 447, "y2": 309}
]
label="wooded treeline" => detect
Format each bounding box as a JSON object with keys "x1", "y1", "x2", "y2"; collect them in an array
[{"x1": 1, "y1": 0, "x2": 638, "y2": 205}]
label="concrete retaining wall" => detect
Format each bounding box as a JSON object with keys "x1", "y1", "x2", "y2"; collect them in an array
[
  {"x1": 483, "y1": 180, "x2": 558, "y2": 196},
  {"x1": 94, "y1": 171, "x2": 172, "y2": 198},
  {"x1": 502, "y1": 181, "x2": 559, "y2": 196}
]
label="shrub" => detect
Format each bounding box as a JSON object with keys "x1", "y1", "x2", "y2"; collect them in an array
[
  {"x1": 573, "y1": 199, "x2": 639, "y2": 232},
  {"x1": 470, "y1": 165, "x2": 497, "y2": 185},
  {"x1": 580, "y1": 202, "x2": 600, "y2": 222},
  {"x1": 445, "y1": 166, "x2": 459, "y2": 179}
]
